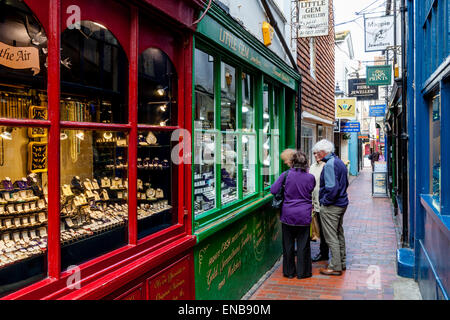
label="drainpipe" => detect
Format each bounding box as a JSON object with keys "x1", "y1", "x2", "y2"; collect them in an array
[
  {"x1": 259, "y1": 0, "x2": 302, "y2": 149},
  {"x1": 400, "y1": 0, "x2": 409, "y2": 247}
]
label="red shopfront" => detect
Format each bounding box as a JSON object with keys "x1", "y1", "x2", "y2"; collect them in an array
[{"x1": 0, "y1": 0, "x2": 200, "y2": 299}]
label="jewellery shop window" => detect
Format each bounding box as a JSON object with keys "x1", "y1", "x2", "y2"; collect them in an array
[
  {"x1": 60, "y1": 130, "x2": 128, "y2": 270},
  {"x1": 59, "y1": 22, "x2": 129, "y2": 270},
  {"x1": 60, "y1": 21, "x2": 128, "y2": 124},
  {"x1": 0, "y1": 127, "x2": 48, "y2": 296},
  {"x1": 194, "y1": 48, "x2": 216, "y2": 216},
  {"x1": 0, "y1": 1, "x2": 49, "y2": 296},
  {"x1": 138, "y1": 48, "x2": 177, "y2": 126},
  {"x1": 262, "y1": 83, "x2": 271, "y2": 189},
  {"x1": 242, "y1": 73, "x2": 256, "y2": 197}
]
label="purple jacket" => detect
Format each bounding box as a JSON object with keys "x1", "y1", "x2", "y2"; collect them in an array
[{"x1": 270, "y1": 168, "x2": 316, "y2": 226}]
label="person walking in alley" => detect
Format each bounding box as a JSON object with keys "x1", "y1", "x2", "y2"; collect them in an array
[
  {"x1": 309, "y1": 144, "x2": 329, "y2": 262},
  {"x1": 315, "y1": 139, "x2": 349, "y2": 276},
  {"x1": 270, "y1": 151, "x2": 316, "y2": 279}
]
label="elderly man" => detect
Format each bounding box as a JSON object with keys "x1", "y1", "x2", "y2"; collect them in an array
[{"x1": 314, "y1": 139, "x2": 349, "y2": 276}]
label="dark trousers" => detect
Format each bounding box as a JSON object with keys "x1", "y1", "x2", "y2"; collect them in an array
[
  {"x1": 282, "y1": 223, "x2": 312, "y2": 278},
  {"x1": 315, "y1": 211, "x2": 329, "y2": 257}
]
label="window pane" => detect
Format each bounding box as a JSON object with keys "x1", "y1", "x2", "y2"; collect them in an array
[
  {"x1": 262, "y1": 134, "x2": 271, "y2": 188},
  {"x1": 138, "y1": 48, "x2": 177, "y2": 126},
  {"x1": 242, "y1": 73, "x2": 254, "y2": 132},
  {"x1": 194, "y1": 132, "x2": 216, "y2": 215},
  {"x1": 302, "y1": 125, "x2": 314, "y2": 165},
  {"x1": 221, "y1": 133, "x2": 237, "y2": 206},
  {"x1": 242, "y1": 135, "x2": 256, "y2": 196},
  {"x1": 60, "y1": 130, "x2": 128, "y2": 270},
  {"x1": 137, "y1": 131, "x2": 175, "y2": 239},
  {"x1": 272, "y1": 134, "x2": 280, "y2": 179},
  {"x1": 273, "y1": 88, "x2": 279, "y2": 130},
  {"x1": 0, "y1": 127, "x2": 47, "y2": 296},
  {"x1": 194, "y1": 49, "x2": 214, "y2": 130},
  {"x1": 60, "y1": 21, "x2": 128, "y2": 124},
  {"x1": 220, "y1": 63, "x2": 236, "y2": 131},
  {"x1": 263, "y1": 83, "x2": 270, "y2": 134},
  {"x1": 0, "y1": 2, "x2": 47, "y2": 121},
  {"x1": 431, "y1": 94, "x2": 441, "y2": 208}
]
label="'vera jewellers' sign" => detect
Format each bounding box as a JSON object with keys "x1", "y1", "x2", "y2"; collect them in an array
[
  {"x1": 0, "y1": 41, "x2": 40, "y2": 75},
  {"x1": 297, "y1": 0, "x2": 329, "y2": 37},
  {"x1": 364, "y1": 15, "x2": 394, "y2": 52}
]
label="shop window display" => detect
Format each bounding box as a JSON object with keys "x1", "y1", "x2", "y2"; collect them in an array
[
  {"x1": 137, "y1": 131, "x2": 175, "y2": 239},
  {"x1": 221, "y1": 133, "x2": 237, "y2": 206},
  {"x1": 430, "y1": 93, "x2": 441, "y2": 209},
  {"x1": 242, "y1": 134, "x2": 256, "y2": 196},
  {"x1": 60, "y1": 130, "x2": 128, "y2": 269},
  {"x1": 138, "y1": 48, "x2": 177, "y2": 126},
  {"x1": 262, "y1": 83, "x2": 270, "y2": 188},
  {"x1": 194, "y1": 49, "x2": 216, "y2": 215},
  {"x1": 0, "y1": 127, "x2": 48, "y2": 295},
  {"x1": 60, "y1": 21, "x2": 128, "y2": 124},
  {"x1": 0, "y1": 0, "x2": 49, "y2": 296},
  {"x1": 58, "y1": 22, "x2": 129, "y2": 269},
  {"x1": 194, "y1": 132, "x2": 216, "y2": 215}
]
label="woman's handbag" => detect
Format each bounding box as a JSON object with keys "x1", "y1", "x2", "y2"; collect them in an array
[{"x1": 272, "y1": 171, "x2": 289, "y2": 209}]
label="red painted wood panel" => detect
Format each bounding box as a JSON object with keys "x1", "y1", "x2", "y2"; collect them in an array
[
  {"x1": 113, "y1": 284, "x2": 144, "y2": 300},
  {"x1": 147, "y1": 255, "x2": 192, "y2": 300}
]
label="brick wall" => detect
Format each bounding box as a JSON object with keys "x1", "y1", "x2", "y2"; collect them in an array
[{"x1": 297, "y1": 0, "x2": 335, "y2": 122}]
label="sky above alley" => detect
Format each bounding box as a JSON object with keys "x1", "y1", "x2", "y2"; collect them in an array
[{"x1": 333, "y1": 0, "x2": 388, "y2": 65}]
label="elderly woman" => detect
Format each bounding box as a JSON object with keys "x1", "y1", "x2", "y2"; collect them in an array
[
  {"x1": 280, "y1": 148, "x2": 296, "y2": 168},
  {"x1": 270, "y1": 151, "x2": 316, "y2": 279}
]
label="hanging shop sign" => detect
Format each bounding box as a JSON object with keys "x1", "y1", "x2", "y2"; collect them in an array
[
  {"x1": 335, "y1": 98, "x2": 356, "y2": 119},
  {"x1": 297, "y1": 0, "x2": 329, "y2": 37},
  {"x1": 369, "y1": 104, "x2": 386, "y2": 117},
  {"x1": 0, "y1": 41, "x2": 40, "y2": 75},
  {"x1": 333, "y1": 119, "x2": 340, "y2": 133},
  {"x1": 28, "y1": 142, "x2": 47, "y2": 173},
  {"x1": 366, "y1": 65, "x2": 392, "y2": 86},
  {"x1": 348, "y1": 78, "x2": 379, "y2": 100},
  {"x1": 340, "y1": 121, "x2": 360, "y2": 133},
  {"x1": 197, "y1": 15, "x2": 297, "y2": 89},
  {"x1": 364, "y1": 15, "x2": 394, "y2": 52}
]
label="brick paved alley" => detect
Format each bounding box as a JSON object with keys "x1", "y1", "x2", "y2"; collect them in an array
[{"x1": 247, "y1": 168, "x2": 404, "y2": 300}]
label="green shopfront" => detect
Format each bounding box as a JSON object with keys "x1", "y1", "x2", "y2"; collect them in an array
[{"x1": 192, "y1": 4, "x2": 301, "y2": 299}]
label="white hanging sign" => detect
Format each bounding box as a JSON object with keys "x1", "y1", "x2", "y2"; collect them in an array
[
  {"x1": 364, "y1": 15, "x2": 395, "y2": 52},
  {"x1": 297, "y1": 0, "x2": 329, "y2": 38}
]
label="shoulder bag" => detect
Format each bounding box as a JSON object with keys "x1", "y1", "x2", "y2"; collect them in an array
[{"x1": 272, "y1": 171, "x2": 289, "y2": 209}]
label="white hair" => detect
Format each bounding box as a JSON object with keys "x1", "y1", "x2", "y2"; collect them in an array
[{"x1": 312, "y1": 139, "x2": 335, "y2": 154}]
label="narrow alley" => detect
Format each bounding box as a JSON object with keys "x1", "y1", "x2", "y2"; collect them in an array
[{"x1": 245, "y1": 167, "x2": 421, "y2": 300}]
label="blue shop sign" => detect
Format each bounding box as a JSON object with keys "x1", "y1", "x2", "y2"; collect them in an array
[
  {"x1": 369, "y1": 104, "x2": 386, "y2": 117},
  {"x1": 340, "y1": 121, "x2": 360, "y2": 132}
]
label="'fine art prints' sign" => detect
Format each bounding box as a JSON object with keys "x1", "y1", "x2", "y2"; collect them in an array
[
  {"x1": 366, "y1": 65, "x2": 392, "y2": 86},
  {"x1": 0, "y1": 41, "x2": 40, "y2": 75},
  {"x1": 297, "y1": 0, "x2": 329, "y2": 37}
]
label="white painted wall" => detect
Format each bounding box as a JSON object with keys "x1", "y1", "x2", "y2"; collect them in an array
[{"x1": 217, "y1": 0, "x2": 296, "y2": 65}]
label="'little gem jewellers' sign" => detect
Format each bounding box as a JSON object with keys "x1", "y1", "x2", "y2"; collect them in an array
[
  {"x1": 297, "y1": 0, "x2": 329, "y2": 37},
  {"x1": 366, "y1": 65, "x2": 392, "y2": 86},
  {"x1": 0, "y1": 41, "x2": 40, "y2": 75}
]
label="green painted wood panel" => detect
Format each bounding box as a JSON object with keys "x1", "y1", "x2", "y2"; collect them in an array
[{"x1": 194, "y1": 203, "x2": 281, "y2": 300}]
